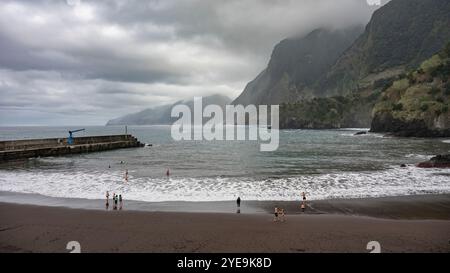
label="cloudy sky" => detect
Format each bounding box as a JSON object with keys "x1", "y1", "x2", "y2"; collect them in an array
[{"x1": 0, "y1": 0, "x2": 381, "y2": 126}]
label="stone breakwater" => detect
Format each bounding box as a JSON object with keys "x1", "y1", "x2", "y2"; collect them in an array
[{"x1": 0, "y1": 135, "x2": 144, "y2": 162}]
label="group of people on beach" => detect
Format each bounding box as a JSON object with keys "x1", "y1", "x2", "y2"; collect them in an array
[
  {"x1": 104, "y1": 162, "x2": 172, "y2": 210},
  {"x1": 235, "y1": 191, "x2": 308, "y2": 221},
  {"x1": 106, "y1": 191, "x2": 123, "y2": 210},
  {"x1": 273, "y1": 191, "x2": 308, "y2": 222}
]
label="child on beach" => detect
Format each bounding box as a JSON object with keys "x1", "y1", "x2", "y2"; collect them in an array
[
  {"x1": 119, "y1": 195, "x2": 123, "y2": 210},
  {"x1": 301, "y1": 202, "x2": 305, "y2": 213}
]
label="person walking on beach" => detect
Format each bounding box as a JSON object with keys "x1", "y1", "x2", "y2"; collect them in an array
[
  {"x1": 301, "y1": 201, "x2": 305, "y2": 213},
  {"x1": 301, "y1": 191, "x2": 306, "y2": 201},
  {"x1": 273, "y1": 207, "x2": 279, "y2": 222},
  {"x1": 236, "y1": 196, "x2": 241, "y2": 208},
  {"x1": 119, "y1": 194, "x2": 123, "y2": 210}
]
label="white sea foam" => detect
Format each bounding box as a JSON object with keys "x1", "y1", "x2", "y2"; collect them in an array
[
  {"x1": 0, "y1": 166, "x2": 449, "y2": 202},
  {"x1": 442, "y1": 139, "x2": 450, "y2": 144},
  {"x1": 404, "y1": 154, "x2": 432, "y2": 160},
  {"x1": 337, "y1": 128, "x2": 370, "y2": 131},
  {"x1": 340, "y1": 132, "x2": 384, "y2": 138}
]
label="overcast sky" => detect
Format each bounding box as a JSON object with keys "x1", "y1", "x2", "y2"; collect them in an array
[{"x1": 0, "y1": 0, "x2": 381, "y2": 126}]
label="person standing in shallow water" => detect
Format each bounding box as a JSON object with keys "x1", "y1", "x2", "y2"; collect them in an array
[
  {"x1": 236, "y1": 197, "x2": 241, "y2": 208},
  {"x1": 119, "y1": 194, "x2": 123, "y2": 210},
  {"x1": 105, "y1": 191, "x2": 110, "y2": 210},
  {"x1": 113, "y1": 193, "x2": 117, "y2": 210}
]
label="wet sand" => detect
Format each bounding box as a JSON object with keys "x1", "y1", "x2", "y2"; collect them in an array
[
  {"x1": 1, "y1": 191, "x2": 449, "y2": 219},
  {"x1": 1, "y1": 197, "x2": 449, "y2": 253}
]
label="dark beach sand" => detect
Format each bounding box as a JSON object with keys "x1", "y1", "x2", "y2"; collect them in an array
[
  {"x1": 1, "y1": 191, "x2": 449, "y2": 219},
  {"x1": 1, "y1": 195, "x2": 449, "y2": 253}
]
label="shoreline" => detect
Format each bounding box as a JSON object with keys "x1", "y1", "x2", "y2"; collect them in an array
[
  {"x1": 1, "y1": 201, "x2": 449, "y2": 253},
  {"x1": 1, "y1": 191, "x2": 449, "y2": 220}
]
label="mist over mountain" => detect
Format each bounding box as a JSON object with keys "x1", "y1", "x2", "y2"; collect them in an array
[
  {"x1": 233, "y1": 26, "x2": 364, "y2": 105},
  {"x1": 106, "y1": 94, "x2": 231, "y2": 126},
  {"x1": 321, "y1": 0, "x2": 450, "y2": 96},
  {"x1": 233, "y1": 0, "x2": 450, "y2": 134}
]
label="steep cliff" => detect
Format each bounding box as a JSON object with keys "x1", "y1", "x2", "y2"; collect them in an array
[
  {"x1": 370, "y1": 43, "x2": 450, "y2": 137},
  {"x1": 233, "y1": 27, "x2": 364, "y2": 105}
]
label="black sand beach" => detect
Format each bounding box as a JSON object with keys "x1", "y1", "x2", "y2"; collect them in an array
[{"x1": 0, "y1": 194, "x2": 449, "y2": 253}]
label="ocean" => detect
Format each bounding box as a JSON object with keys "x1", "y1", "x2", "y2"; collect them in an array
[{"x1": 0, "y1": 126, "x2": 449, "y2": 202}]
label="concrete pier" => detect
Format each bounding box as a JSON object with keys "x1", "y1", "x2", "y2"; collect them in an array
[{"x1": 0, "y1": 135, "x2": 144, "y2": 162}]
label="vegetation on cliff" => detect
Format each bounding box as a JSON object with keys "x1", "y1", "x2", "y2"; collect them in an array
[
  {"x1": 233, "y1": 0, "x2": 450, "y2": 131},
  {"x1": 321, "y1": 0, "x2": 450, "y2": 96},
  {"x1": 371, "y1": 42, "x2": 450, "y2": 136},
  {"x1": 279, "y1": 94, "x2": 377, "y2": 129}
]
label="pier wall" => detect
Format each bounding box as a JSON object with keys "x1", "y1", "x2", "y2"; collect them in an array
[{"x1": 0, "y1": 135, "x2": 144, "y2": 161}]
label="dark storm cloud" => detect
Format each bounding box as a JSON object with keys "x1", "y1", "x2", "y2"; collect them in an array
[{"x1": 0, "y1": 0, "x2": 381, "y2": 125}]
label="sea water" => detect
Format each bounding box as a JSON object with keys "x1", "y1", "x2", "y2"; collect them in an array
[{"x1": 0, "y1": 126, "x2": 449, "y2": 201}]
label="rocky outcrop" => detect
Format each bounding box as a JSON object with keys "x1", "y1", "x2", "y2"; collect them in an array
[
  {"x1": 417, "y1": 154, "x2": 450, "y2": 168},
  {"x1": 370, "y1": 113, "x2": 450, "y2": 137}
]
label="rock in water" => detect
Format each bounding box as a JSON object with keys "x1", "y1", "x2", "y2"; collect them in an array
[
  {"x1": 417, "y1": 154, "x2": 450, "y2": 168},
  {"x1": 354, "y1": 131, "x2": 367, "y2": 136}
]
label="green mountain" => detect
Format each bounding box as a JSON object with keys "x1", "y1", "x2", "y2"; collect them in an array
[
  {"x1": 371, "y1": 43, "x2": 450, "y2": 137},
  {"x1": 106, "y1": 94, "x2": 231, "y2": 125},
  {"x1": 321, "y1": 0, "x2": 450, "y2": 96},
  {"x1": 279, "y1": 94, "x2": 377, "y2": 129},
  {"x1": 234, "y1": 0, "x2": 450, "y2": 131}
]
